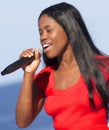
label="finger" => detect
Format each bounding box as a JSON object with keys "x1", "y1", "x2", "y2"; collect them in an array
[
  {"x1": 19, "y1": 49, "x2": 35, "y2": 58},
  {"x1": 35, "y1": 49, "x2": 42, "y2": 60}
]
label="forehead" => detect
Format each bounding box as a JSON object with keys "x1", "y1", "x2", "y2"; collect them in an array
[{"x1": 38, "y1": 14, "x2": 58, "y2": 28}]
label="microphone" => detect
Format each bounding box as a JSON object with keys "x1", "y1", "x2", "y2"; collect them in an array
[{"x1": 1, "y1": 55, "x2": 35, "y2": 76}]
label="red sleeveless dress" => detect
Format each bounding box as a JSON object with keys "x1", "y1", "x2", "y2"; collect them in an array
[{"x1": 34, "y1": 56, "x2": 109, "y2": 130}]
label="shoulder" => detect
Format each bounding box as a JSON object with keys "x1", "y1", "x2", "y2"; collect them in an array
[
  {"x1": 37, "y1": 66, "x2": 53, "y2": 74},
  {"x1": 95, "y1": 54, "x2": 109, "y2": 65},
  {"x1": 95, "y1": 54, "x2": 109, "y2": 60},
  {"x1": 95, "y1": 55, "x2": 109, "y2": 80},
  {"x1": 33, "y1": 66, "x2": 54, "y2": 92},
  {"x1": 34, "y1": 66, "x2": 53, "y2": 81}
]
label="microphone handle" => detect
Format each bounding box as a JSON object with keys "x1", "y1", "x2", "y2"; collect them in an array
[{"x1": 1, "y1": 55, "x2": 35, "y2": 76}]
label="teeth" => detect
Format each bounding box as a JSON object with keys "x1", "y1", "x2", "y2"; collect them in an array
[{"x1": 43, "y1": 44, "x2": 50, "y2": 48}]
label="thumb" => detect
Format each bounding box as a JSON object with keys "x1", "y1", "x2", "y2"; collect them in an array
[{"x1": 35, "y1": 49, "x2": 42, "y2": 60}]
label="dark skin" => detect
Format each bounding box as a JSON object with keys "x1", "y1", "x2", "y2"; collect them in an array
[
  {"x1": 16, "y1": 14, "x2": 80, "y2": 128},
  {"x1": 39, "y1": 14, "x2": 81, "y2": 89},
  {"x1": 54, "y1": 41, "x2": 81, "y2": 90}
]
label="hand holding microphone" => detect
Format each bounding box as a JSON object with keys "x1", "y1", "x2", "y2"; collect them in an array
[
  {"x1": 20, "y1": 48, "x2": 41, "y2": 74},
  {"x1": 1, "y1": 49, "x2": 41, "y2": 76}
]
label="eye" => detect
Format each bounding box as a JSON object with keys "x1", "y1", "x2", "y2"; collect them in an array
[
  {"x1": 38, "y1": 27, "x2": 54, "y2": 36},
  {"x1": 39, "y1": 30, "x2": 43, "y2": 36},
  {"x1": 46, "y1": 28, "x2": 53, "y2": 33}
]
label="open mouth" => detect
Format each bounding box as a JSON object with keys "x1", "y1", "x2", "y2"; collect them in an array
[{"x1": 42, "y1": 44, "x2": 51, "y2": 50}]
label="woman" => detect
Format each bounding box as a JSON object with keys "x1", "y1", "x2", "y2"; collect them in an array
[{"x1": 15, "y1": 2, "x2": 109, "y2": 130}]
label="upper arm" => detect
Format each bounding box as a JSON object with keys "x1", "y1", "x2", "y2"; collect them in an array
[
  {"x1": 32, "y1": 68, "x2": 51, "y2": 119},
  {"x1": 32, "y1": 81, "x2": 45, "y2": 120}
]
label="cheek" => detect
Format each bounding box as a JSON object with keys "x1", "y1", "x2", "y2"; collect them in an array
[
  {"x1": 52, "y1": 35, "x2": 69, "y2": 57},
  {"x1": 56, "y1": 31, "x2": 69, "y2": 47}
]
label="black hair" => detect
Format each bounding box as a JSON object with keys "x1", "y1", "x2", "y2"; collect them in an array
[{"x1": 38, "y1": 2, "x2": 109, "y2": 109}]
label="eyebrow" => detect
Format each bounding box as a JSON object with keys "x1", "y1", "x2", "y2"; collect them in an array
[{"x1": 39, "y1": 25, "x2": 53, "y2": 31}]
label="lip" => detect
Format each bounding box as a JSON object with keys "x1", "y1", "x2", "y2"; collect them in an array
[
  {"x1": 42, "y1": 43, "x2": 50, "y2": 48},
  {"x1": 42, "y1": 43, "x2": 52, "y2": 53}
]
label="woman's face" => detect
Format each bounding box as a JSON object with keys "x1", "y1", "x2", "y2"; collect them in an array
[{"x1": 38, "y1": 14, "x2": 70, "y2": 59}]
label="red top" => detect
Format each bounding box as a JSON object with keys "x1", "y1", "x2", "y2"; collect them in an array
[{"x1": 34, "y1": 56, "x2": 109, "y2": 130}]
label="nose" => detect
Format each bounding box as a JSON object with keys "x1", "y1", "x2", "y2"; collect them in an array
[{"x1": 40, "y1": 31, "x2": 48, "y2": 42}]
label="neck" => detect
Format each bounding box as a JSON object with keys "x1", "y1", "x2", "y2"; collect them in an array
[{"x1": 57, "y1": 44, "x2": 77, "y2": 70}]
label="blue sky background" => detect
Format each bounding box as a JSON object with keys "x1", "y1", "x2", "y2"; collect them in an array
[{"x1": 0, "y1": 0, "x2": 109, "y2": 130}]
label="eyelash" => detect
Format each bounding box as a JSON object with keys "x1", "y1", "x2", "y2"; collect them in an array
[
  {"x1": 39, "y1": 29, "x2": 53, "y2": 35},
  {"x1": 47, "y1": 29, "x2": 53, "y2": 32}
]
